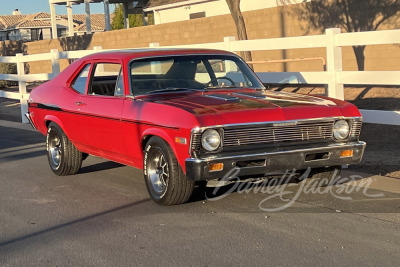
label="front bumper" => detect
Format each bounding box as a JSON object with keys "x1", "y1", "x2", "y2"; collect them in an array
[{"x1": 185, "y1": 141, "x2": 366, "y2": 181}]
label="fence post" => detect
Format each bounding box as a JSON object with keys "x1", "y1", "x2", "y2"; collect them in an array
[
  {"x1": 224, "y1": 36, "x2": 236, "y2": 52},
  {"x1": 149, "y1": 42, "x2": 160, "y2": 48},
  {"x1": 16, "y1": 53, "x2": 28, "y2": 123},
  {"x1": 325, "y1": 28, "x2": 344, "y2": 100},
  {"x1": 50, "y1": 49, "x2": 60, "y2": 79}
]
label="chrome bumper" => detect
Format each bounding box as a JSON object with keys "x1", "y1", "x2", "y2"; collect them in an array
[
  {"x1": 185, "y1": 141, "x2": 366, "y2": 181},
  {"x1": 24, "y1": 112, "x2": 37, "y2": 131}
]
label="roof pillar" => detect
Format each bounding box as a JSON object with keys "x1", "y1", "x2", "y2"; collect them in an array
[
  {"x1": 84, "y1": 0, "x2": 92, "y2": 34},
  {"x1": 103, "y1": 0, "x2": 111, "y2": 31},
  {"x1": 50, "y1": 3, "x2": 57, "y2": 39},
  {"x1": 66, "y1": 1, "x2": 74, "y2": 36}
]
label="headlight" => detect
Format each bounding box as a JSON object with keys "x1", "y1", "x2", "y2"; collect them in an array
[
  {"x1": 201, "y1": 129, "x2": 221, "y2": 151},
  {"x1": 333, "y1": 120, "x2": 349, "y2": 140}
]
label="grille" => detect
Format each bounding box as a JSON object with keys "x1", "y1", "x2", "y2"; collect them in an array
[
  {"x1": 350, "y1": 121, "x2": 362, "y2": 138},
  {"x1": 190, "y1": 132, "x2": 202, "y2": 152},
  {"x1": 223, "y1": 120, "x2": 334, "y2": 147}
]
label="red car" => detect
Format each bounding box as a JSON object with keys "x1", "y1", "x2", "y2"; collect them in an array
[{"x1": 26, "y1": 49, "x2": 366, "y2": 205}]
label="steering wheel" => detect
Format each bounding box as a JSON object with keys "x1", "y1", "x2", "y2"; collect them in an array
[{"x1": 205, "y1": 77, "x2": 235, "y2": 87}]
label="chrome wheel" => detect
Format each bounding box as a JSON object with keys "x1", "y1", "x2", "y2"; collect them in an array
[
  {"x1": 48, "y1": 130, "x2": 62, "y2": 167},
  {"x1": 46, "y1": 122, "x2": 82, "y2": 176},
  {"x1": 144, "y1": 136, "x2": 195, "y2": 205},
  {"x1": 147, "y1": 148, "x2": 169, "y2": 195}
]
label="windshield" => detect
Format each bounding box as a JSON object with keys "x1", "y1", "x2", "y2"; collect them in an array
[{"x1": 129, "y1": 54, "x2": 264, "y2": 95}]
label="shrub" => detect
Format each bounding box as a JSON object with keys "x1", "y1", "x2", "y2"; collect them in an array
[{"x1": 0, "y1": 63, "x2": 18, "y2": 87}]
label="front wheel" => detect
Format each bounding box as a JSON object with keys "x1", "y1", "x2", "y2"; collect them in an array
[
  {"x1": 46, "y1": 122, "x2": 82, "y2": 176},
  {"x1": 144, "y1": 137, "x2": 194, "y2": 205}
]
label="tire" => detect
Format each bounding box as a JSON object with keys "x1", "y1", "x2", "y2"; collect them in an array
[
  {"x1": 143, "y1": 136, "x2": 195, "y2": 205},
  {"x1": 295, "y1": 166, "x2": 342, "y2": 186},
  {"x1": 46, "y1": 122, "x2": 82, "y2": 176}
]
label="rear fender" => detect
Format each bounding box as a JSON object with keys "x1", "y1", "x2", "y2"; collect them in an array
[{"x1": 44, "y1": 115, "x2": 68, "y2": 136}]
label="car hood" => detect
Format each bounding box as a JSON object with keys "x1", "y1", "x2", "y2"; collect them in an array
[{"x1": 148, "y1": 89, "x2": 345, "y2": 125}]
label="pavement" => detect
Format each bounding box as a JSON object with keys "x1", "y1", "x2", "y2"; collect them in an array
[{"x1": 0, "y1": 118, "x2": 399, "y2": 266}]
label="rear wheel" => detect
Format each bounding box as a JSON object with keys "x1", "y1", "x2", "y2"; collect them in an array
[
  {"x1": 46, "y1": 122, "x2": 82, "y2": 176},
  {"x1": 144, "y1": 136, "x2": 194, "y2": 205}
]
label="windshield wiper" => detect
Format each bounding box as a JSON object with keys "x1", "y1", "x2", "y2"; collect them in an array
[{"x1": 146, "y1": 87, "x2": 199, "y2": 94}]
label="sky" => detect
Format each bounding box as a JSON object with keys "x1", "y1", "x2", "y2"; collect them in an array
[{"x1": 0, "y1": 0, "x2": 114, "y2": 16}]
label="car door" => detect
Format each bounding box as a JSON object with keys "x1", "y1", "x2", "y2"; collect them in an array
[{"x1": 74, "y1": 61, "x2": 126, "y2": 160}]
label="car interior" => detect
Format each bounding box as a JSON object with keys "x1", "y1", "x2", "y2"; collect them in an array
[{"x1": 131, "y1": 59, "x2": 206, "y2": 95}]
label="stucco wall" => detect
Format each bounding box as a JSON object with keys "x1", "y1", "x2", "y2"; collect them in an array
[
  {"x1": 16, "y1": 4, "x2": 400, "y2": 75},
  {"x1": 152, "y1": 0, "x2": 293, "y2": 24}
]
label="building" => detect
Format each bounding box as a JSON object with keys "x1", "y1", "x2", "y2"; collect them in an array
[
  {"x1": 48, "y1": 1, "x2": 149, "y2": 38},
  {"x1": 142, "y1": 0, "x2": 308, "y2": 25},
  {"x1": 0, "y1": 9, "x2": 110, "y2": 42}
]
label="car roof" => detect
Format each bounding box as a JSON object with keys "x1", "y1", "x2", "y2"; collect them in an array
[{"x1": 81, "y1": 48, "x2": 236, "y2": 61}]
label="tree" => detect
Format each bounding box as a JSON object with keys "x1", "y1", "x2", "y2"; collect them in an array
[
  {"x1": 225, "y1": 0, "x2": 251, "y2": 62},
  {"x1": 293, "y1": 0, "x2": 400, "y2": 70},
  {"x1": 225, "y1": 1, "x2": 292, "y2": 63},
  {"x1": 111, "y1": 4, "x2": 145, "y2": 30}
]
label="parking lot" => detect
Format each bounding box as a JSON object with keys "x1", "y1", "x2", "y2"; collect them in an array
[{"x1": 0, "y1": 117, "x2": 399, "y2": 266}]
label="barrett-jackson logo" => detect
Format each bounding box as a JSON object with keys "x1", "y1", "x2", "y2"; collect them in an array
[{"x1": 273, "y1": 122, "x2": 298, "y2": 127}]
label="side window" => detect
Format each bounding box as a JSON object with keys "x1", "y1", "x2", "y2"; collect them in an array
[
  {"x1": 71, "y1": 64, "x2": 91, "y2": 94},
  {"x1": 89, "y1": 63, "x2": 122, "y2": 96}
]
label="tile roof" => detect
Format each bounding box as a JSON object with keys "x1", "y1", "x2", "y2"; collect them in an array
[
  {"x1": 33, "y1": 12, "x2": 51, "y2": 19},
  {"x1": 18, "y1": 20, "x2": 52, "y2": 28},
  {"x1": 0, "y1": 15, "x2": 28, "y2": 29},
  {"x1": 0, "y1": 12, "x2": 110, "y2": 32},
  {"x1": 74, "y1": 24, "x2": 105, "y2": 32}
]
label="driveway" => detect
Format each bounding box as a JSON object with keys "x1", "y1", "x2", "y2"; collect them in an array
[{"x1": 0, "y1": 119, "x2": 399, "y2": 266}]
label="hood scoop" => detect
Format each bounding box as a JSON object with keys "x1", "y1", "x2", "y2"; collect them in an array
[
  {"x1": 233, "y1": 91, "x2": 336, "y2": 106},
  {"x1": 204, "y1": 94, "x2": 239, "y2": 101}
]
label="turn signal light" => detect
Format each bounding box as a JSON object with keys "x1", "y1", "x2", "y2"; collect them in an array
[
  {"x1": 209, "y1": 163, "x2": 224, "y2": 172},
  {"x1": 175, "y1": 137, "x2": 187, "y2": 144},
  {"x1": 340, "y1": 150, "x2": 353, "y2": 158}
]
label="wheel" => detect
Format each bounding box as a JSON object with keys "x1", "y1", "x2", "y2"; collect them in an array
[
  {"x1": 144, "y1": 136, "x2": 195, "y2": 205},
  {"x1": 295, "y1": 166, "x2": 342, "y2": 186},
  {"x1": 206, "y1": 77, "x2": 235, "y2": 87},
  {"x1": 46, "y1": 122, "x2": 82, "y2": 176}
]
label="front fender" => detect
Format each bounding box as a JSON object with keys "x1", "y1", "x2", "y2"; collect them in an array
[{"x1": 141, "y1": 127, "x2": 189, "y2": 173}]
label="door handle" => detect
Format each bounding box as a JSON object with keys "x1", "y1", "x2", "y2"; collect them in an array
[{"x1": 75, "y1": 101, "x2": 85, "y2": 106}]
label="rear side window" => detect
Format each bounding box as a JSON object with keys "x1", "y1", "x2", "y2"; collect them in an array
[{"x1": 71, "y1": 64, "x2": 91, "y2": 94}]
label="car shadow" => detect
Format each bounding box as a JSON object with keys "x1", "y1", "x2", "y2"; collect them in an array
[
  {"x1": 188, "y1": 171, "x2": 371, "y2": 204},
  {"x1": 78, "y1": 161, "x2": 124, "y2": 174},
  {"x1": 188, "y1": 175, "x2": 300, "y2": 203}
]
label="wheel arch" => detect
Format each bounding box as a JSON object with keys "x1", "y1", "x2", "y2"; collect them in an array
[
  {"x1": 44, "y1": 115, "x2": 70, "y2": 137},
  {"x1": 141, "y1": 128, "x2": 185, "y2": 171}
]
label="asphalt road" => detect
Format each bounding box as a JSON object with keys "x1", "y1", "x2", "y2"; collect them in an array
[{"x1": 0, "y1": 119, "x2": 399, "y2": 266}]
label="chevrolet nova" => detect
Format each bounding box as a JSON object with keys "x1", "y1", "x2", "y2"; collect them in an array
[{"x1": 26, "y1": 49, "x2": 366, "y2": 205}]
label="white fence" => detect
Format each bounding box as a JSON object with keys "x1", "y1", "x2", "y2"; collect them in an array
[{"x1": 0, "y1": 28, "x2": 399, "y2": 124}]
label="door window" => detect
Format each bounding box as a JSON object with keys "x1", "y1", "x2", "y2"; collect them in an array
[{"x1": 88, "y1": 63, "x2": 123, "y2": 96}]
